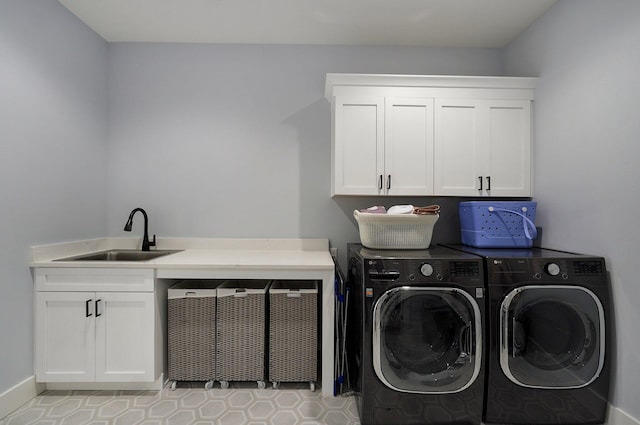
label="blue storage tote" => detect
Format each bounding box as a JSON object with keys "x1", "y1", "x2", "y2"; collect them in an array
[{"x1": 459, "y1": 201, "x2": 538, "y2": 248}]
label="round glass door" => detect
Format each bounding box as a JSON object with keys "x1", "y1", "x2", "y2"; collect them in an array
[
  {"x1": 372, "y1": 286, "x2": 482, "y2": 394},
  {"x1": 500, "y1": 285, "x2": 605, "y2": 389}
]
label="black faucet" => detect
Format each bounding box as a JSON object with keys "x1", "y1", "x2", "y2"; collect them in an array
[{"x1": 124, "y1": 208, "x2": 156, "y2": 251}]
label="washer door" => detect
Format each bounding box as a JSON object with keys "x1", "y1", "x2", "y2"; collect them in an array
[
  {"x1": 373, "y1": 286, "x2": 482, "y2": 394},
  {"x1": 500, "y1": 285, "x2": 605, "y2": 389}
]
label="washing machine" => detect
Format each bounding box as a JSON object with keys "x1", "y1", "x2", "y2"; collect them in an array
[
  {"x1": 444, "y1": 245, "x2": 611, "y2": 425},
  {"x1": 347, "y1": 244, "x2": 486, "y2": 425}
]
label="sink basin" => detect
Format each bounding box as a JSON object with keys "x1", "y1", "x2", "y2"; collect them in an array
[{"x1": 55, "y1": 249, "x2": 182, "y2": 262}]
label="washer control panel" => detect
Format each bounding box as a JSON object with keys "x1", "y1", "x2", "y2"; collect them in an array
[
  {"x1": 533, "y1": 260, "x2": 571, "y2": 280},
  {"x1": 366, "y1": 258, "x2": 481, "y2": 283},
  {"x1": 489, "y1": 257, "x2": 605, "y2": 281}
]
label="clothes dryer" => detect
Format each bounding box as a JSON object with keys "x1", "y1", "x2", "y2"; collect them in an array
[
  {"x1": 347, "y1": 244, "x2": 486, "y2": 425},
  {"x1": 444, "y1": 245, "x2": 611, "y2": 425}
]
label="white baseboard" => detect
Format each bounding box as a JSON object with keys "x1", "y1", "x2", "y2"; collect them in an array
[
  {"x1": 608, "y1": 405, "x2": 640, "y2": 425},
  {"x1": 0, "y1": 376, "x2": 44, "y2": 420},
  {"x1": 44, "y1": 375, "x2": 164, "y2": 391}
]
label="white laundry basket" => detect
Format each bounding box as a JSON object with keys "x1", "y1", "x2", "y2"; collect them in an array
[{"x1": 354, "y1": 210, "x2": 439, "y2": 249}]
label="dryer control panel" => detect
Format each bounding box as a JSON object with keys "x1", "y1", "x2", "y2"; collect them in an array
[
  {"x1": 532, "y1": 259, "x2": 605, "y2": 281},
  {"x1": 487, "y1": 257, "x2": 606, "y2": 283},
  {"x1": 366, "y1": 258, "x2": 482, "y2": 283}
]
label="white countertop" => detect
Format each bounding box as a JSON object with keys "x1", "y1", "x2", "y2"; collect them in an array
[{"x1": 30, "y1": 237, "x2": 335, "y2": 271}]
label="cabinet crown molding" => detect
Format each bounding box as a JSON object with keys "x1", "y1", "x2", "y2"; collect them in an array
[{"x1": 325, "y1": 73, "x2": 538, "y2": 100}]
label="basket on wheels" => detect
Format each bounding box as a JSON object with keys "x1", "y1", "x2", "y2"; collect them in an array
[
  {"x1": 216, "y1": 280, "x2": 271, "y2": 389},
  {"x1": 167, "y1": 280, "x2": 219, "y2": 390},
  {"x1": 268, "y1": 280, "x2": 318, "y2": 391}
]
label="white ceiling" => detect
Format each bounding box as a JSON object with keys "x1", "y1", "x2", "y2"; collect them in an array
[{"x1": 58, "y1": 0, "x2": 557, "y2": 48}]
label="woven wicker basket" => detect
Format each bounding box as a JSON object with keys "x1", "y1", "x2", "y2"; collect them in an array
[
  {"x1": 268, "y1": 281, "x2": 318, "y2": 383},
  {"x1": 167, "y1": 281, "x2": 219, "y2": 383},
  {"x1": 216, "y1": 280, "x2": 270, "y2": 383}
]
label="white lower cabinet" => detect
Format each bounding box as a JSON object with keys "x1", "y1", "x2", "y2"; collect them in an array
[{"x1": 34, "y1": 268, "x2": 159, "y2": 385}]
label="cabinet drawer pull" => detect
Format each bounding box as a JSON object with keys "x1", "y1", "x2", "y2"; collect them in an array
[
  {"x1": 95, "y1": 299, "x2": 102, "y2": 317},
  {"x1": 387, "y1": 175, "x2": 391, "y2": 190},
  {"x1": 486, "y1": 176, "x2": 491, "y2": 191},
  {"x1": 378, "y1": 175, "x2": 383, "y2": 190},
  {"x1": 86, "y1": 299, "x2": 92, "y2": 317},
  {"x1": 478, "y1": 176, "x2": 483, "y2": 190}
]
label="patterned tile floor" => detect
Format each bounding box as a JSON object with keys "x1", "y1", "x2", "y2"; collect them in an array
[{"x1": 0, "y1": 383, "x2": 360, "y2": 425}]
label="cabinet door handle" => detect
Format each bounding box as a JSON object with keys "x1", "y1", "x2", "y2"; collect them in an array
[
  {"x1": 486, "y1": 176, "x2": 491, "y2": 191},
  {"x1": 387, "y1": 175, "x2": 391, "y2": 190},
  {"x1": 378, "y1": 175, "x2": 383, "y2": 190},
  {"x1": 478, "y1": 176, "x2": 483, "y2": 190},
  {"x1": 86, "y1": 299, "x2": 92, "y2": 317},
  {"x1": 95, "y1": 299, "x2": 102, "y2": 317}
]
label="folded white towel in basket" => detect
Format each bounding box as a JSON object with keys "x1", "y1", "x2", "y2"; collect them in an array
[
  {"x1": 359, "y1": 206, "x2": 386, "y2": 213},
  {"x1": 387, "y1": 205, "x2": 414, "y2": 214}
]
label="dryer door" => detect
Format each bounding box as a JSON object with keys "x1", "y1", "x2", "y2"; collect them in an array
[
  {"x1": 500, "y1": 285, "x2": 605, "y2": 389},
  {"x1": 372, "y1": 286, "x2": 482, "y2": 394}
]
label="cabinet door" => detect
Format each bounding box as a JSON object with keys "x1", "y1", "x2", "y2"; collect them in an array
[
  {"x1": 434, "y1": 99, "x2": 532, "y2": 196},
  {"x1": 95, "y1": 292, "x2": 155, "y2": 382},
  {"x1": 384, "y1": 97, "x2": 434, "y2": 195},
  {"x1": 35, "y1": 292, "x2": 95, "y2": 382},
  {"x1": 332, "y1": 96, "x2": 384, "y2": 195},
  {"x1": 434, "y1": 99, "x2": 483, "y2": 196},
  {"x1": 483, "y1": 100, "x2": 531, "y2": 196}
]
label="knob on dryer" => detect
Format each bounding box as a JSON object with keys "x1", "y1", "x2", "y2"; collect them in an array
[
  {"x1": 420, "y1": 263, "x2": 434, "y2": 277},
  {"x1": 544, "y1": 262, "x2": 561, "y2": 276}
]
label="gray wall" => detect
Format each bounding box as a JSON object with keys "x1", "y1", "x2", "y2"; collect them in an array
[
  {"x1": 503, "y1": 0, "x2": 640, "y2": 419},
  {"x1": 106, "y1": 44, "x2": 503, "y2": 267},
  {"x1": 0, "y1": 1, "x2": 107, "y2": 394}
]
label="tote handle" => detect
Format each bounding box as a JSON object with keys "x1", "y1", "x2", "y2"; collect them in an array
[{"x1": 488, "y1": 206, "x2": 538, "y2": 240}]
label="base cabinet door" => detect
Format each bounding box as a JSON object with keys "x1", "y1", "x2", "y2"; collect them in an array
[
  {"x1": 35, "y1": 292, "x2": 96, "y2": 382},
  {"x1": 95, "y1": 292, "x2": 155, "y2": 382},
  {"x1": 35, "y1": 291, "x2": 155, "y2": 383}
]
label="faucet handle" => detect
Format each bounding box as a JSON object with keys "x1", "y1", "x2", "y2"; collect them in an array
[{"x1": 150, "y1": 234, "x2": 156, "y2": 247}]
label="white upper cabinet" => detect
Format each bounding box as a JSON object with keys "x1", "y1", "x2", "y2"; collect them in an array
[
  {"x1": 434, "y1": 99, "x2": 531, "y2": 196},
  {"x1": 332, "y1": 96, "x2": 434, "y2": 195},
  {"x1": 333, "y1": 96, "x2": 384, "y2": 195},
  {"x1": 484, "y1": 100, "x2": 532, "y2": 197},
  {"x1": 326, "y1": 74, "x2": 536, "y2": 197},
  {"x1": 384, "y1": 97, "x2": 434, "y2": 196},
  {"x1": 434, "y1": 99, "x2": 482, "y2": 196}
]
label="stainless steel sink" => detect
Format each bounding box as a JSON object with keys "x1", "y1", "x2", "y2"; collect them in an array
[{"x1": 54, "y1": 249, "x2": 182, "y2": 262}]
